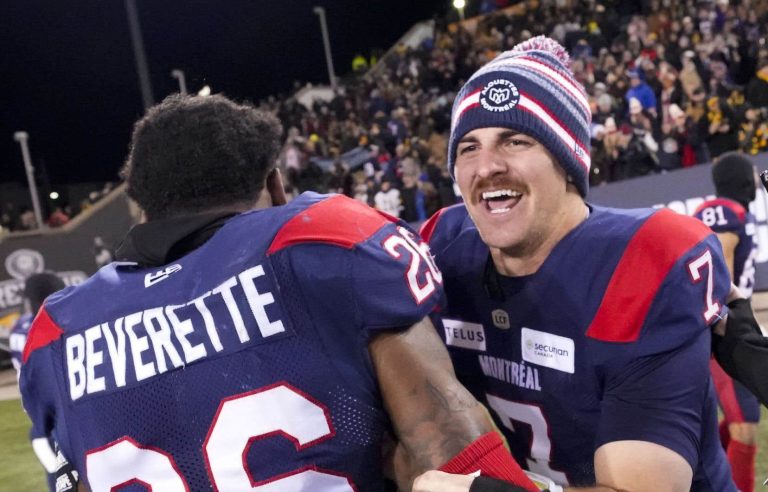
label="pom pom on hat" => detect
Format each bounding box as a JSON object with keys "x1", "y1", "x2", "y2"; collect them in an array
[
  {"x1": 447, "y1": 36, "x2": 592, "y2": 196},
  {"x1": 510, "y1": 35, "x2": 571, "y2": 67}
]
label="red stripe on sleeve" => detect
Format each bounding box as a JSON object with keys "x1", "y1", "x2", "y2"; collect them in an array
[
  {"x1": 267, "y1": 195, "x2": 395, "y2": 255},
  {"x1": 586, "y1": 209, "x2": 713, "y2": 342},
  {"x1": 22, "y1": 307, "x2": 64, "y2": 363},
  {"x1": 419, "y1": 208, "x2": 448, "y2": 243}
]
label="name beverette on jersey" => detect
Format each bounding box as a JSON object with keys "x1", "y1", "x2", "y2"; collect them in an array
[
  {"x1": 65, "y1": 264, "x2": 285, "y2": 402},
  {"x1": 478, "y1": 355, "x2": 542, "y2": 391}
]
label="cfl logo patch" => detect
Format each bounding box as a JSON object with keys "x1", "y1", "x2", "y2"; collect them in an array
[{"x1": 492, "y1": 309, "x2": 510, "y2": 330}]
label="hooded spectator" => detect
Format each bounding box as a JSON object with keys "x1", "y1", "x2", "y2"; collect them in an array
[{"x1": 625, "y1": 68, "x2": 657, "y2": 117}]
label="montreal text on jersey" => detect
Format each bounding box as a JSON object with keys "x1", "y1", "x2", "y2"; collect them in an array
[{"x1": 479, "y1": 355, "x2": 542, "y2": 391}]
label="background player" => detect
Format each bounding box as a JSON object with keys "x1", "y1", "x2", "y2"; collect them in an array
[
  {"x1": 19, "y1": 94, "x2": 537, "y2": 492},
  {"x1": 9, "y1": 272, "x2": 65, "y2": 374},
  {"x1": 694, "y1": 152, "x2": 761, "y2": 492},
  {"x1": 9, "y1": 272, "x2": 65, "y2": 491},
  {"x1": 420, "y1": 36, "x2": 735, "y2": 491}
]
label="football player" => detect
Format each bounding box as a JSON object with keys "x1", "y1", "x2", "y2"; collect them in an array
[
  {"x1": 421, "y1": 36, "x2": 735, "y2": 490},
  {"x1": 694, "y1": 152, "x2": 760, "y2": 492},
  {"x1": 19, "y1": 94, "x2": 537, "y2": 492},
  {"x1": 10, "y1": 272, "x2": 65, "y2": 491}
]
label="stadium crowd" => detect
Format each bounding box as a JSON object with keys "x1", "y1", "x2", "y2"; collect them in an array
[
  {"x1": 260, "y1": 0, "x2": 768, "y2": 220},
  {"x1": 3, "y1": 0, "x2": 768, "y2": 230},
  {"x1": 0, "y1": 183, "x2": 114, "y2": 233}
]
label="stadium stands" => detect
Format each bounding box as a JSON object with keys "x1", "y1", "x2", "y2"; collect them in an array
[{"x1": 259, "y1": 0, "x2": 768, "y2": 218}]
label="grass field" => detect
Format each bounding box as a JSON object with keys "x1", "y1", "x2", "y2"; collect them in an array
[
  {"x1": 1, "y1": 398, "x2": 768, "y2": 491},
  {"x1": 0, "y1": 399, "x2": 46, "y2": 491}
]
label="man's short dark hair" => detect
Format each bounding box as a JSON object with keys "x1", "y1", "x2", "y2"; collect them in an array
[
  {"x1": 24, "y1": 272, "x2": 66, "y2": 313},
  {"x1": 121, "y1": 94, "x2": 282, "y2": 219}
]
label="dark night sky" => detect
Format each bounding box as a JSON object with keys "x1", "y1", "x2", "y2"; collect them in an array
[{"x1": 0, "y1": 0, "x2": 447, "y2": 187}]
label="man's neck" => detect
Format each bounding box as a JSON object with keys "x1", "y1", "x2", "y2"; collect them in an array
[{"x1": 491, "y1": 199, "x2": 589, "y2": 277}]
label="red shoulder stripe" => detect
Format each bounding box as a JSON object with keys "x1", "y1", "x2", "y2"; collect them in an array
[
  {"x1": 586, "y1": 209, "x2": 713, "y2": 342},
  {"x1": 419, "y1": 208, "x2": 448, "y2": 243},
  {"x1": 22, "y1": 307, "x2": 64, "y2": 363},
  {"x1": 267, "y1": 195, "x2": 395, "y2": 255},
  {"x1": 693, "y1": 198, "x2": 746, "y2": 223}
]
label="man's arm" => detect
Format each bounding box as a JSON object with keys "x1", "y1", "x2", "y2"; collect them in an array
[
  {"x1": 369, "y1": 316, "x2": 536, "y2": 492},
  {"x1": 592, "y1": 441, "x2": 692, "y2": 492},
  {"x1": 714, "y1": 231, "x2": 738, "y2": 280}
]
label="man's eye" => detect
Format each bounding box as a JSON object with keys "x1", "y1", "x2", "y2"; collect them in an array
[
  {"x1": 459, "y1": 144, "x2": 477, "y2": 154},
  {"x1": 507, "y1": 138, "x2": 530, "y2": 147}
]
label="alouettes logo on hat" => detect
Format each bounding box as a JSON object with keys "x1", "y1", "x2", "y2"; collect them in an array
[{"x1": 480, "y1": 79, "x2": 520, "y2": 112}]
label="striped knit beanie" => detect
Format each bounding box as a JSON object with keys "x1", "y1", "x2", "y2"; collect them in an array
[{"x1": 447, "y1": 36, "x2": 592, "y2": 196}]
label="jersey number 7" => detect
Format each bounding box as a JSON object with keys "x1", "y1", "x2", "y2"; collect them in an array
[{"x1": 687, "y1": 249, "x2": 721, "y2": 324}]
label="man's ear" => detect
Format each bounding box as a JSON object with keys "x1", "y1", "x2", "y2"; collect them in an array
[{"x1": 267, "y1": 168, "x2": 287, "y2": 206}]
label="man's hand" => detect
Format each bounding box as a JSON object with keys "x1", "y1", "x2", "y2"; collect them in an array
[{"x1": 412, "y1": 470, "x2": 475, "y2": 492}]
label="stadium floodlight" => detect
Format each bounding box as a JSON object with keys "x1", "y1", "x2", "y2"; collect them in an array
[
  {"x1": 453, "y1": 0, "x2": 466, "y2": 20},
  {"x1": 313, "y1": 6, "x2": 338, "y2": 90},
  {"x1": 171, "y1": 69, "x2": 188, "y2": 95},
  {"x1": 125, "y1": 0, "x2": 154, "y2": 110},
  {"x1": 197, "y1": 85, "x2": 211, "y2": 97},
  {"x1": 13, "y1": 131, "x2": 44, "y2": 230}
]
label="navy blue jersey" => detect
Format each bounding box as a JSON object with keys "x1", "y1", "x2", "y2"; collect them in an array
[
  {"x1": 694, "y1": 198, "x2": 757, "y2": 297},
  {"x1": 694, "y1": 198, "x2": 761, "y2": 427},
  {"x1": 423, "y1": 204, "x2": 735, "y2": 491},
  {"x1": 10, "y1": 312, "x2": 33, "y2": 372},
  {"x1": 20, "y1": 193, "x2": 443, "y2": 492}
]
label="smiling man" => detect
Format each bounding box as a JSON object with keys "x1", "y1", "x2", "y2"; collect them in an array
[{"x1": 420, "y1": 37, "x2": 736, "y2": 491}]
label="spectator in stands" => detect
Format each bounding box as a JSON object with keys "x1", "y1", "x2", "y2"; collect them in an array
[
  {"x1": 19, "y1": 208, "x2": 37, "y2": 230},
  {"x1": 672, "y1": 102, "x2": 712, "y2": 167},
  {"x1": 589, "y1": 124, "x2": 612, "y2": 184},
  {"x1": 628, "y1": 97, "x2": 655, "y2": 135},
  {"x1": 618, "y1": 123, "x2": 659, "y2": 179},
  {"x1": 707, "y1": 96, "x2": 740, "y2": 158},
  {"x1": 625, "y1": 68, "x2": 657, "y2": 118},
  {"x1": 374, "y1": 179, "x2": 401, "y2": 218},
  {"x1": 740, "y1": 107, "x2": 768, "y2": 155},
  {"x1": 238, "y1": 0, "x2": 768, "y2": 207},
  {"x1": 659, "y1": 104, "x2": 685, "y2": 171},
  {"x1": 657, "y1": 68, "x2": 684, "y2": 127},
  {"x1": 592, "y1": 93, "x2": 615, "y2": 126},
  {"x1": 399, "y1": 174, "x2": 427, "y2": 224},
  {"x1": 327, "y1": 160, "x2": 353, "y2": 196},
  {"x1": 93, "y1": 236, "x2": 113, "y2": 269},
  {"x1": 46, "y1": 207, "x2": 70, "y2": 228},
  {"x1": 352, "y1": 181, "x2": 369, "y2": 205},
  {"x1": 1, "y1": 202, "x2": 20, "y2": 232},
  {"x1": 680, "y1": 50, "x2": 705, "y2": 97},
  {"x1": 745, "y1": 63, "x2": 768, "y2": 109}
]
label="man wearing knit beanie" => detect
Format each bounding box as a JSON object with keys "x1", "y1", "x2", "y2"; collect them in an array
[
  {"x1": 418, "y1": 37, "x2": 737, "y2": 491},
  {"x1": 694, "y1": 152, "x2": 760, "y2": 492}
]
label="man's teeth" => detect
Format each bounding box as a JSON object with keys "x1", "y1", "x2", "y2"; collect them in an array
[{"x1": 481, "y1": 189, "x2": 521, "y2": 200}]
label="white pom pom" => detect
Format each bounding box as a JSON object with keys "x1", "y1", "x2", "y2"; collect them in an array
[{"x1": 511, "y1": 35, "x2": 571, "y2": 67}]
